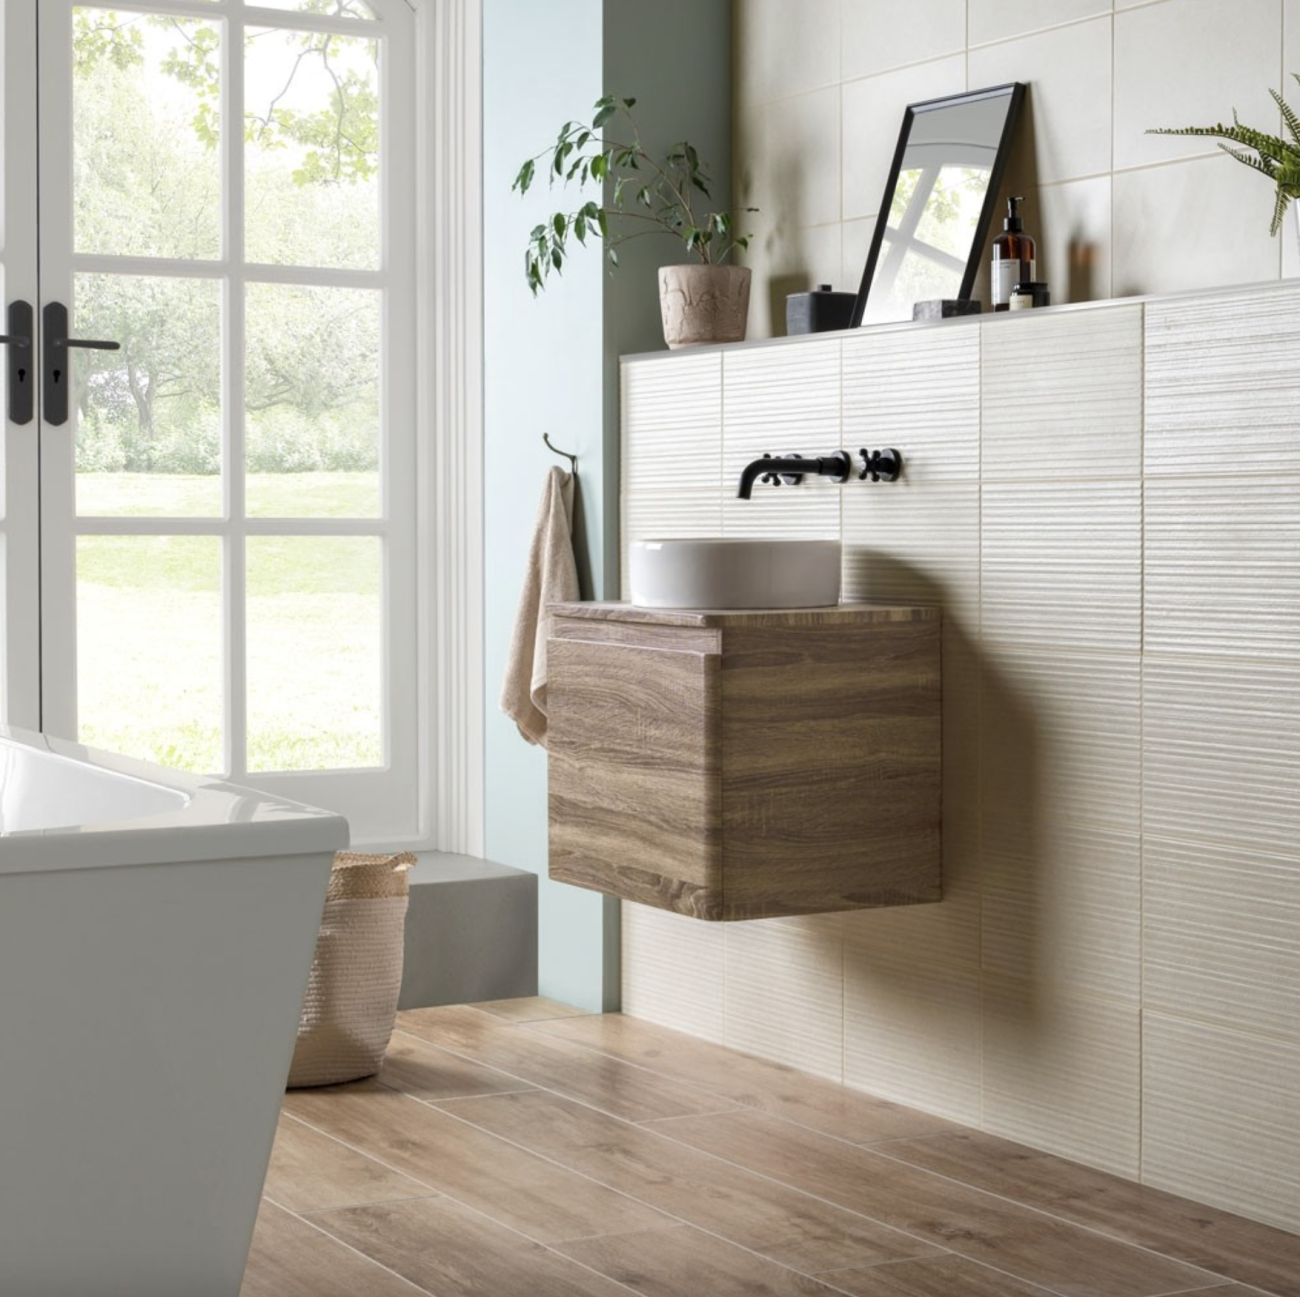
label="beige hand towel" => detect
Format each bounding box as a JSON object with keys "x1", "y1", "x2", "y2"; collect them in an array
[{"x1": 501, "y1": 465, "x2": 580, "y2": 746}]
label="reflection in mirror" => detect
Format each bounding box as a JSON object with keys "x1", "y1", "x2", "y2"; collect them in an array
[{"x1": 851, "y1": 83, "x2": 1025, "y2": 327}]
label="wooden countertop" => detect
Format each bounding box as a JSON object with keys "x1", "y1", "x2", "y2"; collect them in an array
[{"x1": 548, "y1": 601, "x2": 940, "y2": 629}]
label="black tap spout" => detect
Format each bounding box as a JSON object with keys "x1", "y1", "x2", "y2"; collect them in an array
[{"x1": 737, "y1": 450, "x2": 851, "y2": 499}]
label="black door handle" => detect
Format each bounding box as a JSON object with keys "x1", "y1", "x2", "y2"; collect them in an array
[
  {"x1": 2, "y1": 301, "x2": 33, "y2": 425},
  {"x1": 42, "y1": 301, "x2": 120, "y2": 426}
]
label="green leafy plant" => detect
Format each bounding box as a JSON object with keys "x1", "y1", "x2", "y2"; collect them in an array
[
  {"x1": 1148, "y1": 74, "x2": 1300, "y2": 234},
  {"x1": 513, "y1": 94, "x2": 756, "y2": 295}
]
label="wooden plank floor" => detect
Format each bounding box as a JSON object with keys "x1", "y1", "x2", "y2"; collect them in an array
[{"x1": 243, "y1": 998, "x2": 1300, "y2": 1297}]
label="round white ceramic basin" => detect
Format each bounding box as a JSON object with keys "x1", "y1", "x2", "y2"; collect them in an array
[{"x1": 629, "y1": 538, "x2": 842, "y2": 610}]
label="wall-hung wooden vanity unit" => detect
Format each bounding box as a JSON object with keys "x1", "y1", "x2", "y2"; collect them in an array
[{"x1": 546, "y1": 601, "x2": 942, "y2": 921}]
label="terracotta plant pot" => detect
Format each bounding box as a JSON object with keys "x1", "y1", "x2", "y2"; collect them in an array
[{"x1": 658, "y1": 264, "x2": 752, "y2": 349}]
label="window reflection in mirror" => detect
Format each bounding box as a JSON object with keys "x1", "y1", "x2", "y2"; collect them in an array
[{"x1": 851, "y1": 83, "x2": 1025, "y2": 327}]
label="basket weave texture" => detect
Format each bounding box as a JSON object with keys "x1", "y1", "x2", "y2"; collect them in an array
[{"x1": 286, "y1": 851, "x2": 415, "y2": 1089}]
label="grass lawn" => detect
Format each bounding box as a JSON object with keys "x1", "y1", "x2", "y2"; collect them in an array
[{"x1": 76, "y1": 473, "x2": 382, "y2": 773}]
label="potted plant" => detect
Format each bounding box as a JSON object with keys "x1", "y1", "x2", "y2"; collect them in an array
[
  {"x1": 1149, "y1": 74, "x2": 1300, "y2": 238},
  {"x1": 513, "y1": 94, "x2": 757, "y2": 348}
]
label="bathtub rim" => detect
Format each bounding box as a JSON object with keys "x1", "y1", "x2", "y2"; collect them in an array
[{"x1": 0, "y1": 724, "x2": 348, "y2": 875}]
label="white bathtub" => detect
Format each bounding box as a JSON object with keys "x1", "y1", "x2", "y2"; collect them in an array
[{"x1": 0, "y1": 725, "x2": 348, "y2": 1297}]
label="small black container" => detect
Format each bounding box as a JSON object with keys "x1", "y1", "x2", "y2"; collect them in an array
[
  {"x1": 786, "y1": 284, "x2": 856, "y2": 334},
  {"x1": 1009, "y1": 281, "x2": 1051, "y2": 310}
]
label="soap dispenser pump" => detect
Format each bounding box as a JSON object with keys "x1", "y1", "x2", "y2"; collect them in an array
[{"x1": 991, "y1": 195, "x2": 1035, "y2": 312}]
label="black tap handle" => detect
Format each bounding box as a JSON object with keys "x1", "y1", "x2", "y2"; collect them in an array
[{"x1": 858, "y1": 448, "x2": 902, "y2": 482}]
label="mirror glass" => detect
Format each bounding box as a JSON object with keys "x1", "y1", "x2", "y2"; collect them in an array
[{"x1": 851, "y1": 83, "x2": 1024, "y2": 327}]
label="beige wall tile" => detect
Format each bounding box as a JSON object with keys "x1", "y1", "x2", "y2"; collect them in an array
[
  {"x1": 1143, "y1": 656, "x2": 1300, "y2": 859},
  {"x1": 740, "y1": 220, "x2": 846, "y2": 341},
  {"x1": 739, "y1": 89, "x2": 843, "y2": 236},
  {"x1": 1034, "y1": 176, "x2": 1113, "y2": 304},
  {"x1": 844, "y1": 902, "x2": 983, "y2": 1124},
  {"x1": 983, "y1": 975, "x2": 1141, "y2": 1178},
  {"x1": 981, "y1": 304, "x2": 1142, "y2": 480},
  {"x1": 1145, "y1": 478, "x2": 1300, "y2": 661},
  {"x1": 1112, "y1": 155, "x2": 1281, "y2": 298},
  {"x1": 842, "y1": 322, "x2": 980, "y2": 481},
  {"x1": 981, "y1": 481, "x2": 1142, "y2": 654},
  {"x1": 1145, "y1": 284, "x2": 1300, "y2": 477},
  {"x1": 969, "y1": 0, "x2": 1112, "y2": 47},
  {"x1": 723, "y1": 916, "x2": 845, "y2": 1081},
  {"x1": 621, "y1": 902, "x2": 725, "y2": 1043},
  {"x1": 735, "y1": 0, "x2": 844, "y2": 107},
  {"x1": 1114, "y1": 0, "x2": 1281, "y2": 170},
  {"x1": 1144, "y1": 837, "x2": 1300, "y2": 1041},
  {"x1": 981, "y1": 650, "x2": 1141, "y2": 831},
  {"x1": 983, "y1": 817, "x2": 1140, "y2": 1002},
  {"x1": 1143, "y1": 1013, "x2": 1300, "y2": 1232},
  {"x1": 840, "y1": 216, "x2": 876, "y2": 294},
  {"x1": 841, "y1": 57, "x2": 968, "y2": 221},
  {"x1": 841, "y1": 0, "x2": 967, "y2": 81},
  {"x1": 968, "y1": 18, "x2": 1113, "y2": 186}
]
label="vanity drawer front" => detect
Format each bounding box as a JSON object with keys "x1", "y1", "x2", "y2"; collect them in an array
[{"x1": 547, "y1": 636, "x2": 724, "y2": 919}]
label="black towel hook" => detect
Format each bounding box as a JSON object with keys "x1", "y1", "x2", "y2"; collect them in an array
[{"x1": 543, "y1": 432, "x2": 577, "y2": 472}]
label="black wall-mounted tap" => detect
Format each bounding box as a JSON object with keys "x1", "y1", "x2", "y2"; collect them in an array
[{"x1": 737, "y1": 450, "x2": 852, "y2": 499}]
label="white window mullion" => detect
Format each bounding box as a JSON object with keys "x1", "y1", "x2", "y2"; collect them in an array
[{"x1": 226, "y1": 6, "x2": 247, "y2": 782}]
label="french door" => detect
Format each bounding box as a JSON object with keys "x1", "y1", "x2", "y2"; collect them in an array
[{"x1": 0, "y1": 0, "x2": 418, "y2": 841}]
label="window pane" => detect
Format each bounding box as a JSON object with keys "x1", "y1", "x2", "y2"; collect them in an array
[
  {"x1": 246, "y1": 536, "x2": 381, "y2": 771},
  {"x1": 245, "y1": 284, "x2": 379, "y2": 517},
  {"x1": 244, "y1": 26, "x2": 379, "y2": 269},
  {"x1": 73, "y1": 9, "x2": 221, "y2": 259},
  {"x1": 74, "y1": 274, "x2": 222, "y2": 517},
  {"x1": 77, "y1": 536, "x2": 222, "y2": 772},
  {"x1": 252, "y1": 1, "x2": 376, "y2": 15}
]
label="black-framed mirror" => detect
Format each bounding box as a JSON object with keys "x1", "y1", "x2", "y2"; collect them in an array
[{"x1": 850, "y1": 83, "x2": 1025, "y2": 327}]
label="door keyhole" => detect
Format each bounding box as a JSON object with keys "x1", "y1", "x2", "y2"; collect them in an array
[{"x1": 52, "y1": 368, "x2": 61, "y2": 385}]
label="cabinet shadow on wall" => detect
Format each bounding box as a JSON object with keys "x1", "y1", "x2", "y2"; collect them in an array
[{"x1": 840, "y1": 550, "x2": 1049, "y2": 1031}]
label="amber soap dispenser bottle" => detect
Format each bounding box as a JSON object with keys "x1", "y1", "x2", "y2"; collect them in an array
[{"x1": 991, "y1": 195, "x2": 1035, "y2": 311}]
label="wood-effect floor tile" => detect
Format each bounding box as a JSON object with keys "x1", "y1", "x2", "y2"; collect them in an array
[
  {"x1": 397, "y1": 1004, "x2": 736, "y2": 1122},
  {"x1": 283, "y1": 1080, "x2": 670, "y2": 1244},
  {"x1": 434, "y1": 1089, "x2": 944, "y2": 1273},
  {"x1": 813, "y1": 1254, "x2": 1059, "y2": 1296},
  {"x1": 461, "y1": 996, "x2": 591, "y2": 1023},
  {"x1": 378, "y1": 1029, "x2": 537, "y2": 1101},
  {"x1": 650, "y1": 1109, "x2": 1221, "y2": 1297},
  {"x1": 530, "y1": 1011, "x2": 955, "y2": 1142},
  {"x1": 874, "y1": 1129, "x2": 1300, "y2": 1297},
  {"x1": 560, "y1": 1224, "x2": 858, "y2": 1296},
  {"x1": 262, "y1": 1114, "x2": 434, "y2": 1214},
  {"x1": 240, "y1": 1200, "x2": 430, "y2": 1297},
  {"x1": 306, "y1": 1196, "x2": 633, "y2": 1297}
]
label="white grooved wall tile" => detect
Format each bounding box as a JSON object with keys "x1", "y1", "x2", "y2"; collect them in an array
[
  {"x1": 981, "y1": 650, "x2": 1141, "y2": 832},
  {"x1": 1144, "y1": 837, "x2": 1300, "y2": 1040},
  {"x1": 844, "y1": 903, "x2": 983, "y2": 1125},
  {"x1": 1145, "y1": 289, "x2": 1300, "y2": 477},
  {"x1": 1145, "y1": 478, "x2": 1300, "y2": 660},
  {"x1": 983, "y1": 975, "x2": 1141, "y2": 1179},
  {"x1": 1143, "y1": 656, "x2": 1300, "y2": 859},
  {"x1": 981, "y1": 481, "x2": 1142, "y2": 654},
  {"x1": 983, "y1": 818, "x2": 1140, "y2": 1003},
  {"x1": 721, "y1": 338, "x2": 842, "y2": 538},
  {"x1": 722, "y1": 915, "x2": 845, "y2": 1082},
  {"x1": 1144, "y1": 1013, "x2": 1300, "y2": 1234},
  {"x1": 981, "y1": 306, "x2": 1142, "y2": 481},
  {"x1": 616, "y1": 277, "x2": 1300, "y2": 1234},
  {"x1": 620, "y1": 901, "x2": 725, "y2": 1042},
  {"x1": 842, "y1": 324, "x2": 979, "y2": 482}
]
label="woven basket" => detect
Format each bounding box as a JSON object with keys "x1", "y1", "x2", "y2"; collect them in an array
[{"x1": 286, "y1": 851, "x2": 415, "y2": 1088}]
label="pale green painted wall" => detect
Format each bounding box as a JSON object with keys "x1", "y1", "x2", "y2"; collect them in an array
[{"x1": 482, "y1": 0, "x2": 732, "y2": 1013}]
